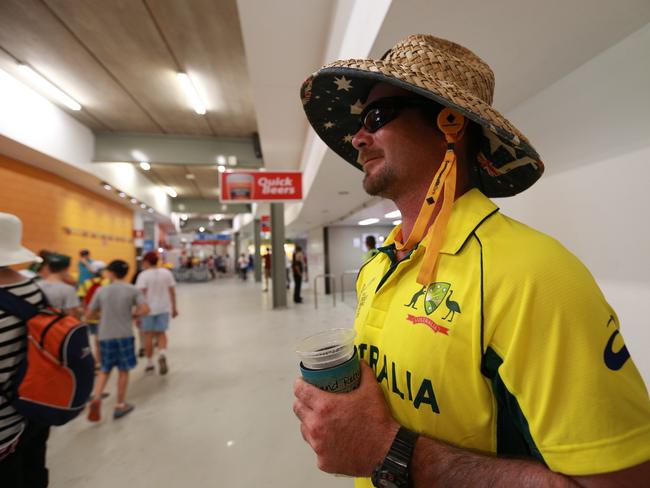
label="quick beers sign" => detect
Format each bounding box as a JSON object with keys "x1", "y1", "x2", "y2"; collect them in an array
[{"x1": 219, "y1": 171, "x2": 302, "y2": 202}]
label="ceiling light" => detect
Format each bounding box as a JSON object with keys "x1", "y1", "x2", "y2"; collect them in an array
[
  {"x1": 130, "y1": 198, "x2": 138, "y2": 204},
  {"x1": 181, "y1": 214, "x2": 188, "y2": 221},
  {"x1": 221, "y1": 204, "x2": 227, "y2": 211},
  {"x1": 214, "y1": 214, "x2": 222, "y2": 221},
  {"x1": 384, "y1": 210, "x2": 401, "y2": 219},
  {"x1": 140, "y1": 203, "x2": 147, "y2": 209},
  {"x1": 139, "y1": 161, "x2": 151, "y2": 171},
  {"x1": 227, "y1": 156, "x2": 237, "y2": 166},
  {"x1": 216, "y1": 155, "x2": 226, "y2": 165},
  {"x1": 199, "y1": 226, "x2": 205, "y2": 232},
  {"x1": 147, "y1": 208, "x2": 154, "y2": 213},
  {"x1": 358, "y1": 218, "x2": 379, "y2": 226},
  {"x1": 118, "y1": 192, "x2": 126, "y2": 198},
  {"x1": 102, "y1": 183, "x2": 112, "y2": 191},
  {"x1": 217, "y1": 165, "x2": 226, "y2": 173},
  {"x1": 185, "y1": 173, "x2": 195, "y2": 180},
  {"x1": 176, "y1": 72, "x2": 206, "y2": 115},
  {"x1": 393, "y1": 219, "x2": 402, "y2": 225},
  {"x1": 164, "y1": 186, "x2": 177, "y2": 198},
  {"x1": 17, "y1": 64, "x2": 82, "y2": 111}
]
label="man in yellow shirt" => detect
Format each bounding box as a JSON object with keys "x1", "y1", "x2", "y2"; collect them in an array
[{"x1": 293, "y1": 35, "x2": 650, "y2": 487}]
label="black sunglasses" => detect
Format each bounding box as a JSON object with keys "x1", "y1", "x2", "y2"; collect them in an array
[{"x1": 358, "y1": 96, "x2": 440, "y2": 133}]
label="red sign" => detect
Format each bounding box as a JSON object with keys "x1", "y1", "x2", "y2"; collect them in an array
[
  {"x1": 220, "y1": 171, "x2": 302, "y2": 202},
  {"x1": 133, "y1": 229, "x2": 144, "y2": 238},
  {"x1": 260, "y1": 215, "x2": 271, "y2": 232}
]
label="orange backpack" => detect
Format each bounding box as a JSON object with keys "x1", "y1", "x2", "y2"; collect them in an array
[{"x1": 0, "y1": 287, "x2": 95, "y2": 425}]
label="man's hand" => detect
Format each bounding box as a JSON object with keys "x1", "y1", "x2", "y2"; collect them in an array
[
  {"x1": 293, "y1": 360, "x2": 399, "y2": 476},
  {"x1": 171, "y1": 308, "x2": 179, "y2": 318}
]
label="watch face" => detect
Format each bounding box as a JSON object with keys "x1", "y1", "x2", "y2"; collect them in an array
[{"x1": 373, "y1": 470, "x2": 401, "y2": 488}]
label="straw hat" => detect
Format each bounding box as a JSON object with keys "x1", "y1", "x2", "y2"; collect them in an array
[
  {"x1": 300, "y1": 34, "x2": 544, "y2": 197},
  {"x1": 0, "y1": 213, "x2": 41, "y2": 267}
]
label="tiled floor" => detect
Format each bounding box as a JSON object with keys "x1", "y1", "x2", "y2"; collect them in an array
[{"x1": 47, "y1": 277, "x2": 355, "y2": 487}]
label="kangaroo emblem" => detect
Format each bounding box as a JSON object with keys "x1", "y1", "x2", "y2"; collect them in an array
[{"x1": 404, "y1": 285, "x2": 426, "y2": 309}]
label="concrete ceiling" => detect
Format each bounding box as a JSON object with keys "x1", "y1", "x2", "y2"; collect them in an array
[{"x1": 0, "y1": 0, "x2": 256, "y2": 136}]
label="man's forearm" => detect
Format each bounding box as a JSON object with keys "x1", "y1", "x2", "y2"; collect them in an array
[{"x1": 411, "y1": 436, "x2": 577, "y2": 488}]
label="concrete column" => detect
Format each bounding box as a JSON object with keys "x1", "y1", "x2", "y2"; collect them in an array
[
  {"x1": 253, "y1": 218, "x2": 262, "y2": 283},
  {"x1": 270, "y1": 203, "x2": 287, "y2": 308}
]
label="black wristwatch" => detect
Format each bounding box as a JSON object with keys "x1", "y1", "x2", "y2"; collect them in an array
[{"x1": 371, "y1": 426, "x2": 419, "y2": 488}]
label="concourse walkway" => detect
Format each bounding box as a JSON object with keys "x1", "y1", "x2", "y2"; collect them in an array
[{"x1": 47, "y1": 277, "x2": 353, "y2": 487}]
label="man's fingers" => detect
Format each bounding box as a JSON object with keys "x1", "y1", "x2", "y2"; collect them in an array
[{"x1": 293, "y1": 377, "x2": 321, "y2": 406}]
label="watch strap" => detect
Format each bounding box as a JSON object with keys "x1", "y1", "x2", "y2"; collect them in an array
[{"x1": 372, "y1": 426, "x2": 419, "y2": 487}]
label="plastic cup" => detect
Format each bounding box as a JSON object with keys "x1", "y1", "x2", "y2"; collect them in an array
[{"x1": 296, "y1": 328, "x2": 360, "y2": 393}]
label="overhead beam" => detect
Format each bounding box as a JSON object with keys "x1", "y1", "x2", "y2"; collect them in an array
[
  {"x1": 94, "y1": 133, "x2": 263, "y2": 166},
  {"x1": 171, "y1": 198, "x2": 250, "y2": 215}
]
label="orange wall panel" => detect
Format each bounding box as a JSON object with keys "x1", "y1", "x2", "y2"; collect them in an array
[{"x1": 0, "y1": 154, "x2": 136, "y2": 280}]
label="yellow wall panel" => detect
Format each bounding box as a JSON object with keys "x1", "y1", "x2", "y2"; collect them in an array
[{"x1": 0, "y1": 154, "x2": 136, "y2": 281}]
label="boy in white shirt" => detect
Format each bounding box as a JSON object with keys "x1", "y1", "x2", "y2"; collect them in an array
[{"x1": 135, "y1": 252, "x2": 178, "y2": 375}]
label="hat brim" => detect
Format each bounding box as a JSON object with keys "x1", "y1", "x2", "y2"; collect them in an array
[
  {"x1": 301, "y1": 60, "x2": 544, "y2": 197},
  {"x1": 0, "y1": 247, "x2": 42, "y2": 268}
]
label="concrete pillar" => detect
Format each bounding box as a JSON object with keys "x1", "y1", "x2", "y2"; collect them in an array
[
  {"x1": 270, "y1": 203, "x2": 287, "y2": 308},
  {"x1": 234, "y1": 231, "x2": 240, "y2": 273}
]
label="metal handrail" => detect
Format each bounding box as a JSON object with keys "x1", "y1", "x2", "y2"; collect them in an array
[
  {"x1": 313, "y1": 274, "x2": 336, "y2": 309},
  {"x1": 340, "y1": 270, "x2": 359, "y2": 302}
]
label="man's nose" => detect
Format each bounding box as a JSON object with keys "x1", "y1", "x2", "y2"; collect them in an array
[{"x1": 352, "y1": 126, "x2": 372, "y2": 150}]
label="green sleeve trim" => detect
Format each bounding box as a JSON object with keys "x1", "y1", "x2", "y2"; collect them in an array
[{"x1": 483, "y1": 347, "x2": 546, "y2": 464}]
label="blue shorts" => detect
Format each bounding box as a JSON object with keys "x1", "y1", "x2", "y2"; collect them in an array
[
  {"x1": 141, "y1": 313, "x2": 170, "y2": 332},
  {"x1": 99, "y1": 337, "x2": 137, "y2": 372}
]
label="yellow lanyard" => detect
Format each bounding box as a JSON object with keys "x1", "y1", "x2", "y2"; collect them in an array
[{"x1": 393, "y1": 105, "x2": 464, "y2": 286}]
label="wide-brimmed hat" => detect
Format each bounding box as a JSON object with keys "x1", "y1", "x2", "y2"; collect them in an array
[
  {"x1": 300, "y1": 34, "x2": 544, "y2": 197},
  {"x1": 0, "y1": 213, "x2": 41, "y2": 267}
]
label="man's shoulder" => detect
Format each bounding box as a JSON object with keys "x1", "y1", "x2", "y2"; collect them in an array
[{"x1": 478, "y1": 212, "x2": 598, "y2": 290}]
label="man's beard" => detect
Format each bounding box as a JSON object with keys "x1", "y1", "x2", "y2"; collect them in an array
[{"x1": 362, "y1": 163, "x2": 396, "y2": 198}]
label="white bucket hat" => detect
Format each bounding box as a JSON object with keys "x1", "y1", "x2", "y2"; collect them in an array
[{"x1": 0, "y1": 212, "x2": 41, "y2": 267}]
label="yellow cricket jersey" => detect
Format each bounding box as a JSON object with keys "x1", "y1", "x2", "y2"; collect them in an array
[{"x1": 353, "y1": 189, "x2": 650, "y2": 486}]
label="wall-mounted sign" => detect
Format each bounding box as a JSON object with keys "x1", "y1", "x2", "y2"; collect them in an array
[
  {"x1": 219, "y1": 171, "x2": 302, "y2": 202},
  {"x1": 196, "y1": 233, "x2": 232, "y2": 242}
]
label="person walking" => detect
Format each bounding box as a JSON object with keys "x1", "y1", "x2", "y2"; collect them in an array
[
  {"x1": 135, "y1": 252, "x2": 178, "y2": 375},
  {"x1": 292, "y1": 245, "x2": 305, "y2": 304},
  {"x1": 262, "y1": 248, "x2": 271, "y2": 291},
  {"x1": 37, "y1": 253, "x2": 81, "y2": 318},
  {"x1": 86, "y1": 260, "x2": 149, "y2": 421},
  {"x1": 0, "y1": 213, "x2": 49, "y2": 487},
  {"x1": 293, "y1": 34, "x2": 650, "y2": 486}
]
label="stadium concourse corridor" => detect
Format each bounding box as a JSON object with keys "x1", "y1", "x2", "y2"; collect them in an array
[{"x1": 47, "y1": 277, "x2": 353, "y2": 487}]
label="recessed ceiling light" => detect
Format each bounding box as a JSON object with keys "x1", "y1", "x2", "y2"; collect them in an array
[
  {"x1": 164, "y1": 186, "x2": 177, "y2": 198},
  {"x1": 139, "y1": 161, "x2": 151, "y2": 171},
  {"x1": 385, "y1": 210, "x2": 401, "y2": 219},
  {"x1": 216, "y1": 155, "x2": 226, "y2": 165},
  {"x1": 358, "y1": 218, "x2": 379, "y2": 226},
  {"x1": 214, "y1": 215, "x2": 222, "y2": 221},
  {"x1": 177, "y1": 72, "x2": 206, "y2": 115},
  {"x1": 147, "y1": 208, "x2": 154, "y2": 213},
  {"x1": 102, "y1": 183, "x2": 112, "y2": 191},
  {"x1": 227, "y1": 155, "x2": 237, "y2": 166},
  {"x1": 17, "y1": 64, "x2": 82, "y2": 111},
  {"x1": 199, "y1": 226, "x2": 205, "y2": 232},
  {"x1": 130, "y1": 198, "x2": 138, "y2": 204},
  {"x1": 185, "y1": 173, "x2": 195, "y2": 180},
  {"x1": 217, "y1": 165, "x2": 226, "y2": 173},
  {"x1": 118, "y1": 192, "x2": 126, "y2": 198},
  {"x1": 221, "y1": 204, "x2": 227, "y2": 211},
  {"x1": 393, "y1": 219, "x2": 402, "y2": 225},
  {"x1": 140, "y1": 203, "x2": 147, "y2": 209}
]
